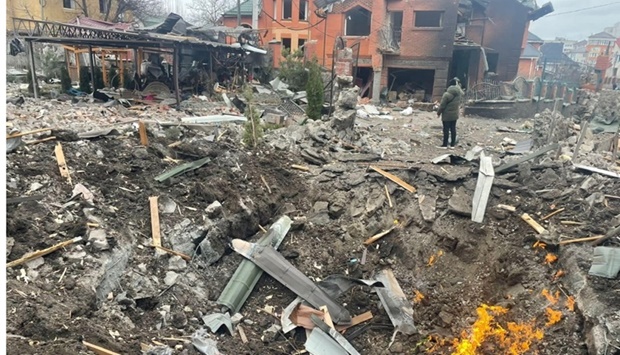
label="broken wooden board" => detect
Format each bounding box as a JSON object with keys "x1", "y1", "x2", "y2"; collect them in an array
[
  {"x1": 559, "y1": 235, "x2": 605, "y2": 245},
  {"x1": 572, "y1": 119, "x2": 590, "y2": 161},
  {"x1": 373, "y1": 269, "x2": 417, "y2": 335},
  {"x1": 153, "y1": 245, "x2": 191, "y2": 260},
  {"x1": 363, "y1": 227, "x2": 396, "y2": 246},
  {"x1": 521, "y1": 213, "x2": 546, "y2": 234},
  {"x1": 7, "y1": 237, "x2": 82, "y2": 268},
  {"x1": 54, "y1": 143, "x2": 72, "y2": 185},
  {"x1": 369, "y1": 166, "x2": 416, "y2": 193},
  {"x1": 6, "y1": 127, "x2": 52, "y2": 139},
  {"x1": 495, "y1": 143, "x2": 559, "y2": 174},
  {"x1": 335, "y1": 311, "x2": 373, "y2": 332},
  {"x1": 471, "y1": 153, "x2": 495, "y2": 223},
  {"x1": 138, "y1": 121, "x2": 149, "y2": 146},
  {"x1": 149, "y1": 196, "x2": 162, "y2": 247},
  {"x1": 231, "y1": 239, "x2": 351, "y2": 325},
  {"x1": 26, "y1": 136, "x2": 56, "y2": 145},
  {"x1": 497, "y1": 204, "x2": 516, "y2": 212},
  {"x1": 319, "y1": 306, "x2": 335, "y2": 329},
  {"x1": 237, "y1": 324, "x2": 248, "y2": 343},
  {"x1": 291, "y1": 164, "x2": 310, "y2": 172},
  {"x1": 573, "y1": 164, "x2": 620, "y2": 179},
  {"x1": 82, "y1": 341, "x2": 120, "y2": 355},
  {"x1": 542, "y1": 208, "x2": 565, "y2": 220},
  {"x1": 384, "y1": 184, "x2": 393, "y2": 208}
]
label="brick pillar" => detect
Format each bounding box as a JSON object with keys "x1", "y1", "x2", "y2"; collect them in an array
[
  {"x1": 269, "y1": 40, "x2": 282, "y2": 69},
  {"x1": 566, "y1": 89, "x2": 574, "y2": 103},
  {"x1": 334, "y1": 48, "x2": 353, "y2": 77},
  {"x1": 304, "y1": 40, "x2": 319, "y2": 63},
  {"x1": 540, "y1": 83, "x2": 547, "y2": 100}
]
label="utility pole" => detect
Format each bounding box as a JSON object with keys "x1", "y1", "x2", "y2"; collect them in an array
[
  {"x1": 237, "y1": 0, "x2": 241, "y2": 26},
  {"x1": 252, "y1": 0, "x2": 259, "y2": 29},
  {"x1": 537, "y1": 57, "x2": 547, "y2": 113}
]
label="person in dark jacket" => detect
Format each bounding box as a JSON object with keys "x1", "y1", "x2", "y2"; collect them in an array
[{"x1": 437, "y1": 78, "x2": 464, "y2": 148}]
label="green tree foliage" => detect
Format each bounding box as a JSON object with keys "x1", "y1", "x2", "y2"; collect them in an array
[
  {"x1": 305, "y1": 60, "x2": 324, "y2": 121},
  {"x1": 278, "y1": 48, "x2": 308, "y2": 92},
  {"x1": 242, "y1": 85, "x2": 264, "y2": 148}
]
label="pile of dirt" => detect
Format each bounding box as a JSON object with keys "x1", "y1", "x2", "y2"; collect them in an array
[{"x1": 6, "y1": 93, "x2": 620, "y2": 355}]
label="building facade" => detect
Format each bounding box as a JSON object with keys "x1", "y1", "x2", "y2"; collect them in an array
[
  {"x1": 585, "y1": 31, "x2": 616, "y2": 66},
  {"x1": 7, "y1": 0, "x2": 123, "y2": 30}
]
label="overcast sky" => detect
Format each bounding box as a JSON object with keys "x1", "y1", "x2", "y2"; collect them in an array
[{"x1": 529, "y1": 0, "x2": 620, "y2": 40}]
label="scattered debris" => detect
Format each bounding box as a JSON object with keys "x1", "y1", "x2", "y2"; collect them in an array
[
  {"x1": 202, "y1": 313, "x2": 234, "y2": 335},
  {"x1": 471, "y1": 153, "x2": 494, "y2": 223},
  {"x1": 54, "y1": 142, "x2": 72, "y2": 185},
  {"x1": 82, "y1": 340, "x2": 120, "y2": 355},
  {"x1": 369, "y1": 166, "x2": 416, "y2": 193},
  {"x1": 373, "y1": 269, "x2": 417, "y2": 335},
  {"x1": 589, "y1": 247, "x2": 620, "y2": 278},
  {"x1": 521, "y1": 213, "x2": 547, "y2": 234},
  {"x1": 7, "y1": 237, "x2": 83, "y2": 268}
]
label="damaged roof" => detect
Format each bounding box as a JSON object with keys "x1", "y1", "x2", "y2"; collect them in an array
[
  {"x1": 588, "y1": 31, "x2": 616, "y2": 40},
  {"x1": 527, "y1": 32, "x2": 543, "y2": 43},
  {"x1": 521, "y1": 43, "x2": 541, "y2": 58},
  {"x1": 540, "y1": 42, "x2": 575, "y2": 64},
  {"x1": 223, "y1": 0, "x2": 254, "y2": 17}
]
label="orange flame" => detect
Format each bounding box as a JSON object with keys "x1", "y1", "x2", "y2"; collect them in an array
[
  {"x1": 565, "y1": 296, "x2": 575, "y2": 312},
  {"x1": 427, "y1": 250, "x2": 444, "y2": 266},
  {"x1": 545, "y1": 308, "x2": 562, "y2": 326},
  {"x1": 451, "y1": 304, "x2": 544, "y2": 355},
  {"x1": 541, "y1": 289, "x2": 560, "y2": 305},
  {"x1": 544, "y1": 253, "x2": 558, "y2": 265},
  {"x1": 413, "y1": 290, "x2": 425, "y2": 304}
]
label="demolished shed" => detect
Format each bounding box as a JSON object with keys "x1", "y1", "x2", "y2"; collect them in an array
[{"x1": 12, "y1": 15, "x2": 263, "y2": 106}]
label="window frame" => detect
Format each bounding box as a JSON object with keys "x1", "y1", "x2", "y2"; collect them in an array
[
  {"x1": 63, "y1": 0, "x2": 74, "y2": 9},
  {"x1": 344, "y1": 6, "x2": 372, "y2": 37},
  {"x1": 413, "y1": 10, "x2": 444, "y2": 29},
  {"x1": 299, "y1": 0, "x2": 308, "y2": 21},
  {"x1": 282, "y1": 0, "x2": 292, "y2": 20}
]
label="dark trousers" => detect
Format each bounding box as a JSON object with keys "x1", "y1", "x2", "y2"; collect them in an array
[{"x1": 442, "y1": 120, "x2": 457, "y2": 147}]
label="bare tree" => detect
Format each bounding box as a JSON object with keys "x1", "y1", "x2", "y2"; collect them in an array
[
  {"x1": 188, "y1": 0, "x2": 236, "y2": 26},
  {"x1": 104, "y1": 0, "x2": 167, "y2": 23}
]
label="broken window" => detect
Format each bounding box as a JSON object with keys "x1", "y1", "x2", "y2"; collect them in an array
[
  {"x1": 282, "y1": 38, "x2": 292, "y2": 51},
  {"x1": 414, "y1": 11, "x2": 443, "y2": 28},
  {"x1": 345, "y1": 7, "x2": 371, "y2": 36},
  {"x1": 298, "y1": 38, "x2": 306, "y2": 52},
  {"x1": 299, "y1": 0, "x2": 308, "y2": 21},
  {"x1": 391, "y1": 12, "x2": 403, "y2": 46},
  {"x1": 63, "y1": 0, "x2": 73, "y2": 8},
  {"x1": 99, "y1": 0, "x2": 108, "y2": 13},
  {"x1": 283, "y1": 0, "x2": 292, "y2": 20}
]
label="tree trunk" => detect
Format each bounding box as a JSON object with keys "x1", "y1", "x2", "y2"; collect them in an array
[
  {"x1": 104, "y1": 0, "x2": 113, "y2": 21},
  {"x1": 81, "y1": 0, "x2": 89, "y2": 16}
]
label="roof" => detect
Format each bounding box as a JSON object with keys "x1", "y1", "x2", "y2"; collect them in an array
[
  {"x1": 223, "y1": 0, "x2": 254, "y2": 17},
  {"x1": 527, "y1": 32, "x2": 543, "y2": 43},
  {"x1": 521, "y1": 43, "x2": 541, "y2": 58},
  {"x1": 588, "y1": 31, "x2": 616, "y2": 40},
  {"x1": 540, "y1": 42, "x2": 576, "y2": 64},
  {"x1": 69, "y1": 16, "x2": 132, "y2": 31}
]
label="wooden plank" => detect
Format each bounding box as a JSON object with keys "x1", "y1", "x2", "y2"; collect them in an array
[
  {"x1": 496, "y1": 143, "x2": 559, "y2": 174},
  {"x1": 497, "y1": 204, "x2": 516, "y2": 212},
  {"x1": 26, "y1": 136, "x2": 56, "y2": 145},
  {"x1": 7, "y1": 237, "x2": 82, "y2": 268},
  {"x1": 149, "y1": 196, "x2": 161, "y2": 247},
  {"x1": 572, "y1": 119, "x2": 590, "y2": 161},
  {"x1": 237, "y1": 324, "x2": 248, "y2": 343},
  {"x1": 291, "y1": 164, "x2": 310, "y2": 171},
  {"x1": 384, "y1": 184, "x2": 393, "y2": 208},
  {"x1": 260, "y1": 175, "x2": 272, "y2": 194},
  {"x1": 153, "y1": 245, "x2": 191, "y2": 261},
  {"x1": 320, "y1": 305, "x2": 335, "y2": 329},
  {"x1": 542, "y1": 208, "x2": 565, "y2": 220},
  {"x1": 521, "y1": 213, "x2": 546, "y2": 234},
  {"x1": 335, "y1": 311, "x2": 373, "y2": 332},
  {"x1": 559, "y1": 235, "x2": 605, "y2": 245},
  {"x1": 82, "y1": 341, "x2": 120, "y2": 355},
  {"x1": 369, "y1": 166, "x2": 416, "y2": 193},
  {"x1": 560, "y1": 221, "x2": 584, "y2": 226},
  {"x1": 6, "y1": 127, "x2": 51, "y2": 139},
  {"x1": 54, "y1": 143, "x2": 72, "y2": 185},
  {"x1": 471, "y1": 154, "x2": 495, "y2": 223},
  {"x1": 363, "y1": 227, "x2": 396, "y2": 246},
  {"x1": 138, "y1": 121, "x2": 149, "y2": 146}
]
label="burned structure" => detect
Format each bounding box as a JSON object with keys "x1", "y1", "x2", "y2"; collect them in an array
[{"x1": 11, "y1": 13, "x2": 266, "y2": 106}]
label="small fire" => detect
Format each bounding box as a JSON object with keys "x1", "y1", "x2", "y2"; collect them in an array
[
  {"x1": 541, "y1": 289, "x2": 560, "y2": 305},
  {"x1": 413, "y1": 290, "x2": 425, "y2": 304},
  {"x1": 544, "y1": 253, "x2": 558, "y2": 265},
  {"x1": 565, "y1": 296, "x2": 575, "y2": 312},
  {"x1": 451, "y1": 304, "x2": 544, "y2": 355},
  {"x1": 427, "y1": 250, "x2": 444, "y2": 266},
  {"x1": 553, "y1": 270, "x2": 565, "y2": 281},
  {"x1": 545, "y1": 308, "x2": 562, "y2": 326},
  {"x1": 532, "y1": 241, "x2": 547, "y2": 251}
]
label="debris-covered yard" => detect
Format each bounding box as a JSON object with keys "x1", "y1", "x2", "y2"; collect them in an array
[{"x1": 5, "y1": 86, "x2": 620, "y2": 355}]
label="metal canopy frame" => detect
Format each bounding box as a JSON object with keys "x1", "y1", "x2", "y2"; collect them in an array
[{"x1": 13, "y1": 17, "x2": 138, "y2": 41}]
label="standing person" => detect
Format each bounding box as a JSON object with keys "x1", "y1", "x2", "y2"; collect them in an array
[{"x1": 436, "y1": 78, "x2": 464, "y2": 149}]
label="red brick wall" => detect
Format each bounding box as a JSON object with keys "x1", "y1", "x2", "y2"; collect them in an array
[
  {"x1": 474, "y1": 0, "x2": 530, "y2": 81},
  {"x1": 517, "y1": 58, "x2": 542, "y2": 80}
]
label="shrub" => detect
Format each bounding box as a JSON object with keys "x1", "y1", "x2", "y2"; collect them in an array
[
  {"x1": 278, "y1": 48, "x2": 308, "y2": 92},
  {"x1": 305, "y1": 60, "x2": 324, "y2": 121},
  {"x1": 242, "y1": 85, "x2": 264, "y2": 148}
]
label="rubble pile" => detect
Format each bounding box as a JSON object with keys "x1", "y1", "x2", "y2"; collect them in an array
[
  {"x1": 594, "y1": 90, "x2": 620, "y2": 125},
  {"x1": 5, "y1": 88, "x2": 620, "y2": 355}
]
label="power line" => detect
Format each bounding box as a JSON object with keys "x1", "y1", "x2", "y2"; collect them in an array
[{"x1": 545, "y1": 2, "x2": 620, "y2": 17}]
